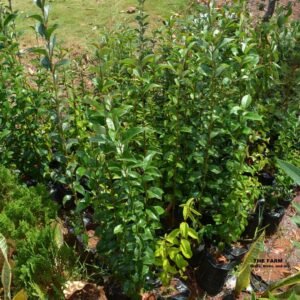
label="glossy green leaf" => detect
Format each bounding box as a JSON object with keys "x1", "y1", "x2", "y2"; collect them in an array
[
  {"x1": 106, "y1": 118, "x2": 115, "y2": 131},
  {"x1": 216, "y1": 64, "x2": 229, "y2": 76},
  {"x1": 28, "y1": 14, "x2": 44, "y2": 23},
  {"x1": 45, "y1": 24, "x2": 58, "y2": 40},
  {"x1": 182, "y1": 205, "x2": 189, "y2": 221},
  {"x1": 179, "y1": 222, "x2": 189, "y2": 239},
  {"x1": 122, "y1": 127, "x2": 144, "y2": 143},
  {"x1": 35, "y1": 22, "x2": 46, "y2": 37},
  {"x1": 153, "y1": 206, "x2": 165, "y2": 216},
  {"x1": 76, "y1": 167, "x2": 87, "y2": 177},
  {"x1": 62, "y1": 195, "x2": 72, "y2": 206},
  {"x1": 147, "y1": 187, "x2": 163, "y2": 200},
  {"x1": 4, "y1": 13, "x2": 17, "y2": 27},
  {"x1": 146, "y1": 209, "x2": 159, "y2": 221},
  {"x1": 168, "y1": 247, "x2": 179, "y2": 260},
  {"x1": 34, "y1": 0, "x2": 44, "y2": 9},
  {"x1": 243, "y1": 112, "x2": 263, "y2": 121},
  {"x1": 241, "y1": 95, "x2": 252, "y2": 109},
  {"x1": 243, "y1": 54, "x2": 259, "y2": 65},
  {"x1": 174, "y1": 253, "x2": 188, "y2": 269},
  {"x1": 218, "y1": 38, "x2": 234, "y2": 49},
  {"x1": 113, "y1": 224, "x2": 123, "y2": 234},
  {"x1": 143, "y1": 228, "x2": 153, "y2": 240},
  {"x1": 180, "y1": 239, "x2": 192, "y2": 259},
  {"x1": 166, "y1": 229, "x2": 180, "y2": 244},
  {"x1": 188, "y1": 228, "x2": 199, "y2": 240},
  {"x1": 40, "y1": 56, "x2": 51, "y2": 70}
]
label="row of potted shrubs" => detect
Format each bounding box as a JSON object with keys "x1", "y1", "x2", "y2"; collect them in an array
[{"x1": 0, "y1": 0, "x2": 299, "y2": 298}]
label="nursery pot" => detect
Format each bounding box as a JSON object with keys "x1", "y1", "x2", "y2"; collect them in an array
[
  {"x1": 242, "y1": 199, "x2": 265, "y2": 239},
  {"x1": 242, "y1": 212, "x2": 259, "y2": 239},
  {"x1": 224, "y1": 246, "x2": 248, "y2": 263},
  {"x1": 263, "y1": 206, "x2": 285, "y2": 236},
  {"x1": 250, "y1": 273, "x2": 268, "y2": 293},
  {"x1": 195, "y1": 250, "x2": 235, "y2": 296},
  {"x1": 190, "y1": 244, "x2": 206, "y2": 268},
  {"x1": 278, "y1": 196, "x2": 293, "y2": 208},
  {"x1": 258, "y1": 172, "x2": 275, "y2": 186}
]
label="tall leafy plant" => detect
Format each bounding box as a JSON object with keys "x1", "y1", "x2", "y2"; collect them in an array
[
  {"x1": 29, "y1": 0, "x2": 68, "y2": 173},
  {"x1": 88, "y1": 99, "x2": 164, "y2": 298}
]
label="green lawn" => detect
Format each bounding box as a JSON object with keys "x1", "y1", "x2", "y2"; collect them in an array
[{"x1": 13, "y1": 0, "x2": 188, "y2": 49}]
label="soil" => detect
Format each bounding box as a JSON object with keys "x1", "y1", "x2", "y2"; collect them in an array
[
  {"x1": 203, "y1": 0, "x2": 300, "y2": 20},
  {"x1": 196, "y1": 194, "x2": 300, "y2": 300},
  {"x1": 248, "y1": 0, "x2": 300, "y2": 20},
  {"x1": 252, "y1": 198, "x2": 300, "y2": 283},
  {"x1": 64, "y1": 282, "x2": 107, "y2": 300}
]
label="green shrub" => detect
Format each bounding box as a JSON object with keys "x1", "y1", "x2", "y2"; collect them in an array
[
  {"x1": 0, "y1": 165, "x2": 16, "y2": 210},
  {"x1": 0, "y1": 165, "x2": 77, "y2": 298},
  {"x1": 15, "y1": 226, "x2": 75, "y2": 299},
  {"x1": 0, "y1": 0, "x2": 299, "y2": 297},
  {"x1": 73, "y1": 0, "x2": 300, "y2": 293},
  {"x1": 0, "y1": 165, "x2": 56, "y2": 239}
]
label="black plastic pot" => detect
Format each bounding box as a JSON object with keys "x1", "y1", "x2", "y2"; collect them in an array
[
  {"x1": 222, "y1": 293, "x2": 235, "y2": 300},
  {"x1": 103, "y1": 280, "x2": 131, "y2": 300},
  {"x1": 267, "y1": 132, "x2": 279, "y2": 151},
  {"x1": 278, "y1": 196, "x2": 293, "y2": 208},
  {"x1": 258, "y1": 172, "x2": 275, "y2": 186},
  {"x1": 195, "y1": 249, "x2": 236, "y2": 296},
  {"x1": 250, "y1": 273, "x2": 268, "y2": 292},
  {"x1": 224, "y1": 246, "x2": 248, "y2": 263},
  {"x1": 242, "y1": 199, "x2": 265, "y2": 240},
  {"x1": 190, "y1": 244, "x2": 206, "y2": 268},
  {"x1": 242, "y1": 212, "x2": 260, "y2": 239},
  {"x1": 263, "y1": 206, "x2": 285, "y2": 236}
]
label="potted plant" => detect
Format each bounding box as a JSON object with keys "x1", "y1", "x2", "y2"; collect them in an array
[
  {"x1": 194, "y1": 245, "x2": 238, "y2": 296},
  {"x1": 261, "y1": 186, "x2": 285, "y2": 236},
  {"x1": 242, "y1": 199, "x2": 265, "y2": 240}
]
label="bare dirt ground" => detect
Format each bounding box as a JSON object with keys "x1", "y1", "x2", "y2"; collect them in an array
[
  {"x1": 253, "y1": 195, "x2": 300, "y2": 284},
  {"x1": 204, "y1": 194, "x2": 300, "y2": 300},
  {"x1": 211, "y1": 0, "x2": 300, "y2": 19},
  {"x1": 248, "y1": 0, "x2": 300, "y2": 20}
]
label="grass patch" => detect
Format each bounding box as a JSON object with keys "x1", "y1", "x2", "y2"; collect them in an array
[{"x1": 14, "y1": 0, "x2": 188, "y2": 49}]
